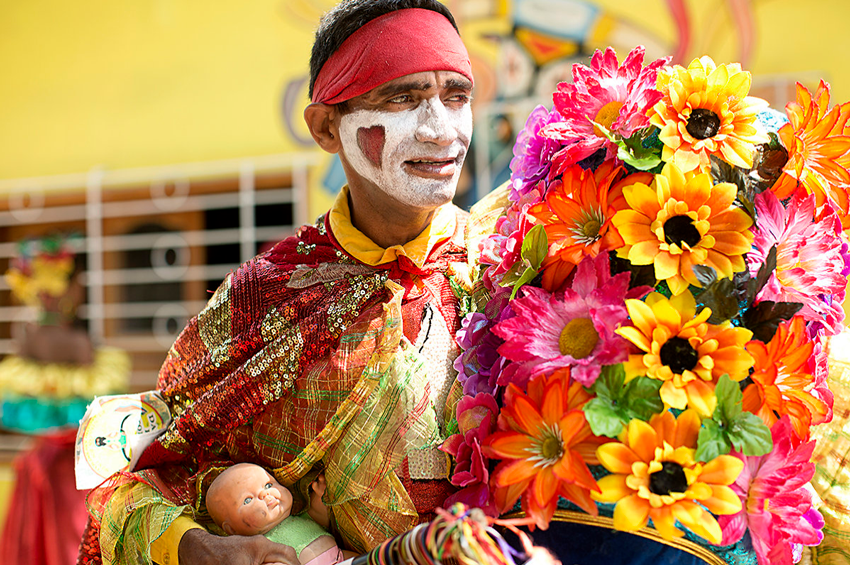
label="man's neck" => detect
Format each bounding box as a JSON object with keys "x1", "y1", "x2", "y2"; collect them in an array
[{"x1": 346, "y1": 190, "x2": 437, "y2": 248}]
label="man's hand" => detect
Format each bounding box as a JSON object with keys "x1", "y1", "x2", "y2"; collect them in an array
[{"x1": 178, "y1": 528, "x2": 299, "y2": 565}]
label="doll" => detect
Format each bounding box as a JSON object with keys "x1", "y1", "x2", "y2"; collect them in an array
[{"x1": 206, "y1": 463, "x2": 356, "y2": 565}]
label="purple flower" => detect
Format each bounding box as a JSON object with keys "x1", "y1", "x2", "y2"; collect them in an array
[{"x1": 509, "y1": 106, "x2": 564, "y2": 200}]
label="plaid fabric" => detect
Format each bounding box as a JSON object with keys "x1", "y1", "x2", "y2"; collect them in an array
[
  {"x1": 811, "y1": 333, "x2": 850, "y2": 565},
  {"x1": 79, "y1": 209, "x2": 470, "y2": 564}
]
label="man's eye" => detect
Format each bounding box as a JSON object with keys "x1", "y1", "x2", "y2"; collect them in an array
[
  {"x1": 388, "y1": 94, "x2": 413, "y2": 104},
  {"x1": 243, "y1": 497, "x2": 253, "y2": 505},
  {"x1": 447, "y1": 94, "x2": 471, "y2": 104},
  {"x1": 265, "y1": 482, "x2": 273, "y2": 489}
]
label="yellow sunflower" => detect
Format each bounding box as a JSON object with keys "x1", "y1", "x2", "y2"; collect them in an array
[
  {"x1": 649, "y1": 56, "x2": 769, "y2": 173},
  {"x1": 612, "y1": 163, "x2": 754, "y2": 296},
  {"x1": 593, "y1": 410, "x2": 743, "y2": 543},
  {"x1": 616, "y1": 292, "x2": 754, "y2": 416}
]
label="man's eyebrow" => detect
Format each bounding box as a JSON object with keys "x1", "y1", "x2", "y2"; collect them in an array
[
  {"x1": 374, "y1": 80, "x2": 433, "y2": 97},
  {"x1": 444, "y1": 77, "x2": 473, "y2": 91}
]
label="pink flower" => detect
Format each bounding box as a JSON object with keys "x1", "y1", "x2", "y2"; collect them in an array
[
  {"x1": 479, "y1": 187, "x2": 544, "y2": 278},
  {"x1": 492, "y1": 254, "x2": 634, "y2": 388},
  {"x1": 542, "y1": 46, "x2": 669, "y2": 173},
  {"x1": 441, "y1": 393, "x2": 500, "y2": 515},
  {"x1": 748, "y1": 190, "x2": 850, "y2": 335},
  {"x1": 718, "y1": 418, "x2": 824, "y2": 565}
]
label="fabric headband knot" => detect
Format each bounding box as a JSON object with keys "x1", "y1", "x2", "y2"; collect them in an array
[{"x1": 311, "y1": 8, "x2": 474, "y2": 105}]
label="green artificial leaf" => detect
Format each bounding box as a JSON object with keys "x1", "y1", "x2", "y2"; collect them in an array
[
  {"x1": 713, "y1": 374, "x2": 743, "y2": 422},
  {"x1": 696, "y1": 375, "x2": 773, "y2": 461},
  {"x1": 622, "y1": 376, "x2": 665, "y2": 421},
  {"x1": 510, "y1": 267, "x2": 538, "y2": 299},
  {"x1": 742, "y1": 300, "x2": 804, "y2": 343},
  {"x1": 592, "y1": 362, "x2": 625, "y2": 400},
  {"x1": 500, "y1": 225, "x2": 549, "y2": 298},
  {"x1": 586, "y1": 365, "x2": 664, "y2": 437},
  {"x1": 695, "y1": 419, "x2": 731, "y2": 463},
  {"x1": 729, "y1": 412, "x2": 773, "y2": 456},
  {"x1": 521, "y1": 224, "x2": 548, "y2": 271},
  {"x1": 584, "y1": 398, "x2": 627, "y2": 438},
  {"x1": 499, "y1": 261, "x2": 525, "y2": 288},
  {"x1": 592, "y1": 122, "x2": 663, "y2": 171}
]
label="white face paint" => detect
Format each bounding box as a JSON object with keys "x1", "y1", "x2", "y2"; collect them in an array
[{"x1": 338, "y1": 96, "x2": 473, "y2": 209}]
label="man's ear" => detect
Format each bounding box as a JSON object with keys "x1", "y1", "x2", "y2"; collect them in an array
[
  {"x1": 222, "y1": 521, "x2": 235, "y2": 536},
  {"x1": 304, "y1": 103, "x2": 342, "y2": 154}
]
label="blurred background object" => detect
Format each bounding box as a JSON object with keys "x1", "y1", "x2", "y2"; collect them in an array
[{"x1": 1, "y1": 0, "x2": 850, "y2": 562}]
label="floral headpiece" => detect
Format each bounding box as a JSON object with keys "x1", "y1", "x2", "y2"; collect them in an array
[
  {"x1": 444, "y1": 46, "x2": 850, "y2": 565},
  {"x1": 5, "y1": 233, "x2": 82, "y2": 317}
]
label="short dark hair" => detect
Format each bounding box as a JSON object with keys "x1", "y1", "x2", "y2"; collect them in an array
[{"x1": 308, "y1": 0, "x2": 459, "y2": 101}]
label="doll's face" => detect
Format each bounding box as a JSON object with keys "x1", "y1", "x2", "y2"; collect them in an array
[{"x1": 208, "y1": 464, "x2": 293, "y2": 536}]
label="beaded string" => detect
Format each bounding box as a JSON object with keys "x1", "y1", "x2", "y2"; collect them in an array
[{"x1": 352, "y1": 503, "x2": 536, "y2": 565}]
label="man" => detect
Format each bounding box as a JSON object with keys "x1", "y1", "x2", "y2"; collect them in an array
[{"x1": 78, "y1": 1, "x2": 478, "y2": 564}]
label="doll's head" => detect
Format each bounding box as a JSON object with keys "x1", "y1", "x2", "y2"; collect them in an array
[{"x1": 206, "y1": 463, "x2": 293, "y2": 536}]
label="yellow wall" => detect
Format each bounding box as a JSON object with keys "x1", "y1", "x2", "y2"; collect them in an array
[
  {"x1": 2, "y1": 0, "x2": 850, "y2": 189},
  {"x1": 0, "y1": 0, "x2": 327, "y2": 179}
]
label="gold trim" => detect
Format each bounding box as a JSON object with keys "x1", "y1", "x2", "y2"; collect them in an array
[{"x1": 502, "y1": 510, "x2": 727, "y2": 565}]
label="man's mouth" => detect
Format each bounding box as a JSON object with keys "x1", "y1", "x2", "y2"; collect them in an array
[{"x1": 404, "y1": 157, "x2": 458, "y2": 177}]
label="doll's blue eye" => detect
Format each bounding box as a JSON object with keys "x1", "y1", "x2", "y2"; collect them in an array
[
  {"x1": 243, "y1": 497, "x2": 252, "y2": 505},
  {"x1": 265, "y1": 482, "x2": 272, "y2": 489}
]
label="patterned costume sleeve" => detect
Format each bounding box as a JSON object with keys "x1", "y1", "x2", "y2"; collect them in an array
[{"x1": 79, "y1": 216, "x2": 470, "y2": 564}]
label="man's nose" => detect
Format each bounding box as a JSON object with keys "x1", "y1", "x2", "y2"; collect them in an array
[{"x1": 415, "y1": 98, "x2": 457, "y2": 145}]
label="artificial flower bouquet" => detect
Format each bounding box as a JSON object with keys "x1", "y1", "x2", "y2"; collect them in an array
[{"x1": 442, "y1": 46, "x2": 850, "y2": 565}]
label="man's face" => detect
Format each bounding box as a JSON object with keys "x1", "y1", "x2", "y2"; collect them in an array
[
  {"x1": 337, "y1": 70, "x2": 473, "y2": 210},
  {"x1": 220, "y1": 465, "x2": 293, "y2": 535}
]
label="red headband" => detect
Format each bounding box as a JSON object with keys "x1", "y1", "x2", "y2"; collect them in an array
[{"x1": 311, "y1": 8, "x2": 473, "y2": 105}]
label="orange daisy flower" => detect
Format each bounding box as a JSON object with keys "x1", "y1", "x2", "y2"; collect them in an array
[
  {"x1": 594, "y1": 410, "x2": 743, "y2": 543},
  {"x1": 616, "y1": 292, "x2": 754, "y2": 416},
  {"x1": 649, "y1": 56, "x2": 769, "y2": 173},
  {"x1": 771, "y1": 80, "x2": 850, "y2": 228},
  {"x1": 612, "y1": 163, "x2": 754, "y2": 296},
  {"x1": 528, "y1": 161, "x2": 653, "y2": 292},
  {"x1": 482, "y1": 370, "x2": 605, "y2": 529},
  {"x1": 743, "y1": 315, "x2": 830, "y2": 441}
]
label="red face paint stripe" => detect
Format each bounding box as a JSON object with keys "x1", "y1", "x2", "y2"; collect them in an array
[{"x1": 357, "y1": 125, "x2": 386, "y2": 168}]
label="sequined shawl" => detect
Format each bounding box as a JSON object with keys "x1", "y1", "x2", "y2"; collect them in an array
[{"x1": 81, "y1": 208, "x2": 477, "y2": 564}]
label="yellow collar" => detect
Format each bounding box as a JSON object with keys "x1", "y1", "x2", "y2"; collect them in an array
[{"x1": 328, "y1": 186, "x2": 457, "y2": 268}]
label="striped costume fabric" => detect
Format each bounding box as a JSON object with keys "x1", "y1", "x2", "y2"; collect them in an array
[{"x1": 79, "y1": 208, "x2": 472, "y2": 564}]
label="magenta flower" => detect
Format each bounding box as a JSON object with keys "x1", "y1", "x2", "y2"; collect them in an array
[
  {"x1": 542, "y1": 46, "x2": 669, "y2": 173},
  {"x1": 440, "y1": 393, "x2": 500, "y2": 515},
  {"x1": 748, "y1": 190, "x2": 850, "y2": 336},
  {"x1": 718, "y1": 418, "x2": 824, "y2": 565},
  {"x1": 492, "y1": 254, "x2": 633, "y2": 388},
  {"x1": 509, "y1": 106, "x2": 564, "y2": 200},
  {"x1": 479, "y1": 187, "x2": 543, "y2": 278}
]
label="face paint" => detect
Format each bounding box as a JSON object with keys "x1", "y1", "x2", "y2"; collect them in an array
[
  {"x1": 339, "y1": 96, "x2": 473, "y2": 209},
  {"x1": 356, "y1": 125, "x2": 385, "y2": 168}
]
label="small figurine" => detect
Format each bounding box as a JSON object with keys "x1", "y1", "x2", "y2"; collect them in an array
[{"x1": 206, "y1": 463, "x2": 356, "y2": 565}]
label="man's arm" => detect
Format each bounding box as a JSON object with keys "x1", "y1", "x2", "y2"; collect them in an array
[{"x1": 177, "y1": 529, "x2": 299, "y2": 565}]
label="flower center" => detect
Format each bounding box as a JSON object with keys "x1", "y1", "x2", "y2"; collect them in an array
[
  {"x1": 686, "y1": 108, "x2": 721, "y2": 140},
  {"x1": 541, "y1": 435, "x2": 562, "y2": 461},
  {"x1": 581, "y1": 219, "x2": 602, "y2": 240},
  {"x1": 649, "y1": 461, "x2": 689, "y2": 495},
  {"x1": 660, "y1": 337, "x2": 700, "y2": 374},
  {"x1": 592, "y1": 100, "x2": 624, "y2": 137},
  {"x1": 663, "y1": 215, "x2": 702, "y2": 248},
  {"x1": 559, "y1": 317, "x2": 599, "y2": 359}
]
